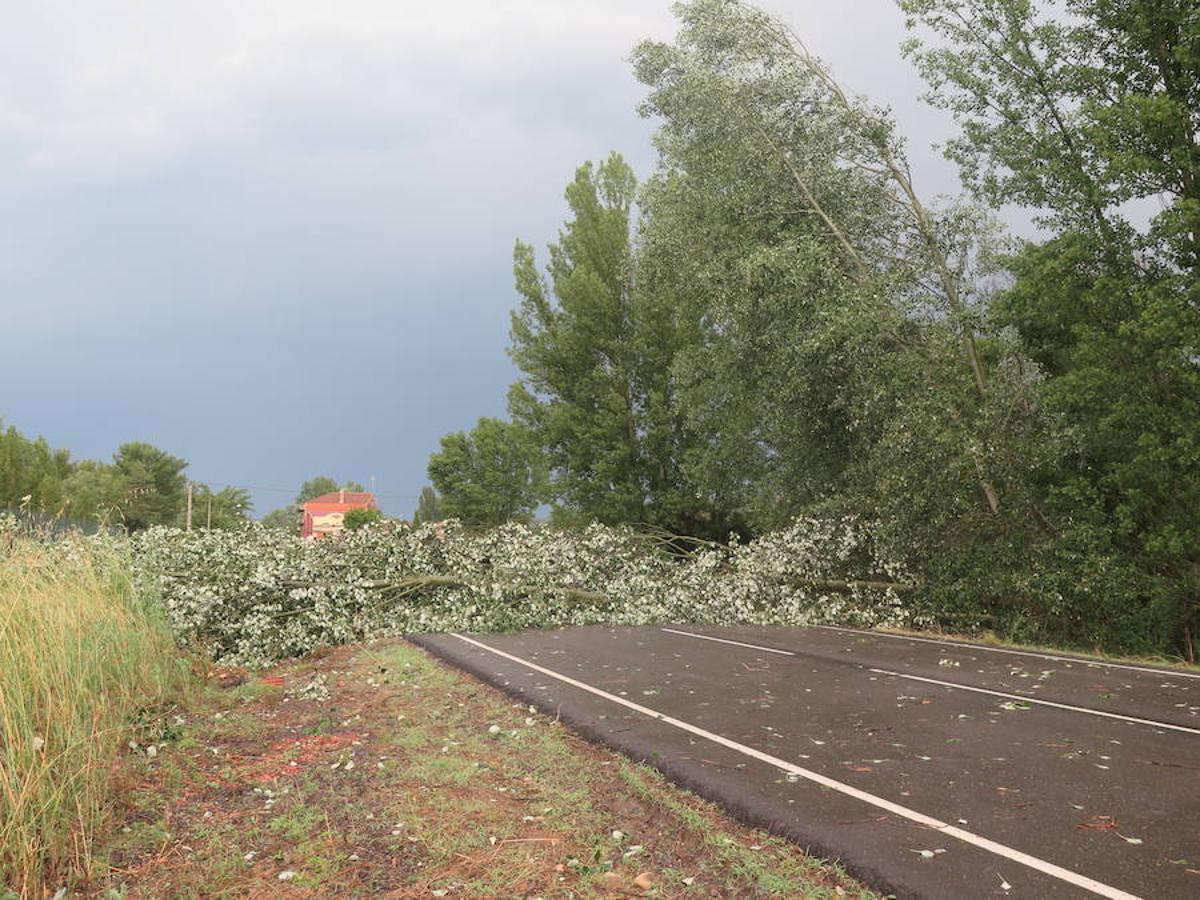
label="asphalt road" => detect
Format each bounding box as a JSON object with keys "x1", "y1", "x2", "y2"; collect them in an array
[{"x1": 409, "y1": 625, "x2": 1200, "y2": 900}]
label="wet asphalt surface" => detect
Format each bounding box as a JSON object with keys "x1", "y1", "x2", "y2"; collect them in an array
[{"x1": 409, "y1": 625, "x2": 1200, "y2": 899}]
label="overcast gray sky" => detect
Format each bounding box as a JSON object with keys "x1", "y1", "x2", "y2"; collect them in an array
[{"x1": 0, "y1": 0, "x2": 973, "y2": 517}]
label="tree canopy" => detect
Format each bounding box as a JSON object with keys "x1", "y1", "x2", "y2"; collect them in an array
[
  {"x1": 419, "y1": 0, "x2": 1198, "y2": 658},
  {"x1": 506, "y1": 152, "x2": 743, "y2": 537},
  {"x1": 112, "y1": 443, "x2": 189, "y2": 531},
  {"x1": 901, "y1": 0, "x2": 1200, "y2": 653},
  {"x1": 0, "y1": 423, "x2": 190, "y2": 531},
  {"x1": 427, "y1": 418, "x2": 543, "y2": 526},
  {"x1": 182, "y1": 484, "x2": 253, "y2": 530}
]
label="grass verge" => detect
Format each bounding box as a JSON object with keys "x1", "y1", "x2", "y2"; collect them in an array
[
  {"x1": 0, "y1": 536, "x2": 192, "y2": 896},
  {"x1": 90, "y1": 639, "x2": 876, "y2": 897}
]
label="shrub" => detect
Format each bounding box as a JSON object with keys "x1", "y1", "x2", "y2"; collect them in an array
[{"x1": 343, "y1": 508, "x2": 383, "y2": 531}]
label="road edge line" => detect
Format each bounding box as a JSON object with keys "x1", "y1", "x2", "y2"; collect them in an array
[
  {"x1": 868, "y1": 668, "x2": 1200, "y2": 736},
  {"x1": 661, "y1": 627, "x2": 1200, "y2": 735},
  {"x1": 814, "y1": 625, "x2": 1200, "y2": 680}
]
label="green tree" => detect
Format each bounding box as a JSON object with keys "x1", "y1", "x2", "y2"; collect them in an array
[
  {"x1": 902, "y1": 0, "x2": 1200, "y2": 654},
  {"x1": 509, "y1": 154, "x2": 642, "y2": 524},
  {"x1": 900, "y1": 0, "x2": 1199, "y2": 277},
  {"x1": 412, "y1": 486, "x2": 442, "y2": 524},
  {"x1": 344, "y1": 507, "x2": 383, "y2": 530},
  {"x1": 295, "y1": 477, "x2": 365, "y2": 502},
  {"x1": 296, "y1": 476, "x2": 340, "y2": 504},
  {"x1": 111, "y1": 442, "x2": 188, "y2": 531},
  {"x1": 0, "y1": 422, "x2": 73, "y2": 513},
  {"x1": 61, "y1": 461, "x2": 128, "y2": 525},
  {"x1": 260, "y1": 505, "x2": 301, "y2": 532},
  {"x1": 632, "y1": 0, "x2": 1078, "y2": 641},
  {"x1": 182, "y1": 484, "x2": 253, "y2": 530},
  {"x1": 427, "y1": 418, "x2": 543, "y2": 526},
  {"x1": 509, "y1": 152, "x2": 736, "y2": 536},
  {"x1": 636, "y1": 1, "x2": 984, "y2": 509}
]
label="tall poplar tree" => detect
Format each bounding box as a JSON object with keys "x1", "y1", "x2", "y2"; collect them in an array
[{"x1": 508, "y1": 152, "x2": 737, "y2": 536}]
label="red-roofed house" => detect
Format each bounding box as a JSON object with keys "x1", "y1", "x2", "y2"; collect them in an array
[{"x1": 301, "y1": 490, "x2": 379, "y2": 539}]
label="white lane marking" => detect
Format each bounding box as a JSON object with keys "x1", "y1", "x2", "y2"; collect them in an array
[
  {"x1": 868, "y1": 668, "x2": 1200, "y2": 736},
  {"x1": 450, "y1": 632, "x2": 1140, "y2": 900},
  {"x1": 660, "y1": 627, "x2": 796, "y2": 656},
  {"x1": 662, "y1": 628, "x2": 1199, "y2": 736},
  {"x1": 815, "y1": 624, "x2": 1200, "y2": 680}
]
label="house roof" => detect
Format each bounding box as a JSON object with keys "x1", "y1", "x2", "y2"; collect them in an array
[{"x1": 302, "y1": 491, "x2": 377, "y2": 510}]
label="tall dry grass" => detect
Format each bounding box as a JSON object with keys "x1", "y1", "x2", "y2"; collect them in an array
[{"x1": 0, "y1": 534, "x2": 191, "y2": 895}]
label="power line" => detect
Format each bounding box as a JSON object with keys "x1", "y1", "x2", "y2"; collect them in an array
[{"x1": 189, "y1": 479, "x2": 421, "y2": 501}]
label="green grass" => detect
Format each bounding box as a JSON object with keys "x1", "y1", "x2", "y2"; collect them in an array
[
  {"x1": 268, "y1": 804, "x2": 321, "y2": 842},
  {"x1": 78, "y1": 638, "x2": 878, "y2": 897},
  {"x1": 0, "y1": 536, "x2": 193, "y2": 896},
  {"x1": 617, "y1": 764, "x2": 857, "y2": 897},
  {"x1": 365, "y1": 643, "x2": 875, "y2": 897}
]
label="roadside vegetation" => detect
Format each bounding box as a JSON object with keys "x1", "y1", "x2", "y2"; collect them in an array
[
  {"x1": 89, "y1": 639, "x2": 875, "y2": 898},
  {"x1": 0, "y1": 533, "x2": 192, "y2": 896}
]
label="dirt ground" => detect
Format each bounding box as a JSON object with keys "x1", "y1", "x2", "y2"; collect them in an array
[{"x1": 86, "y1": 638, "x2": 876, "y2": 898}]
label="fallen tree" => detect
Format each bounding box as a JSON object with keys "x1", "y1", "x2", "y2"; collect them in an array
[{"x1": 129, "y1": 518, "x2": 916, "y2": 667}]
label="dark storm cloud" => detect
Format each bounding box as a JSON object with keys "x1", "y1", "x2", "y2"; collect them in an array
[{"x1": 0, "y1": 1, "x2": 976, "y2": 517}]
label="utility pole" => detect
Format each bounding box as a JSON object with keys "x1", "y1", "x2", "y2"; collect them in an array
[
  {"x1": 206, "y1": 493, "x2": 212, "y2": 530},
  {"x1": 185, "y1": 481, "x2": 193, "y2": 531}
]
